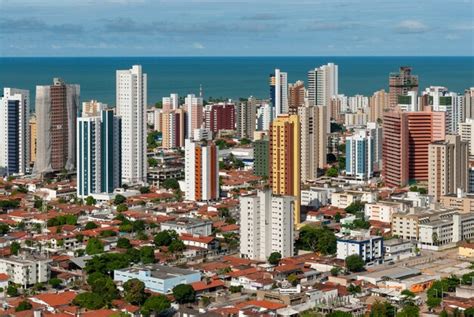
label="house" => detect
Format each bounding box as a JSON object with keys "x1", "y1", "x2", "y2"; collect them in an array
[
  {"x1": 180, "y1": 234, "x2": 219, "y2": 250},
  {"x1": 161, "y1": 217, "x2": 212, "y2": 236},
  {"x1": 0, "y1": 256, "x2": 51, "y2": 288},
  {"x1": 114, "y1": 264, "x2": 201, "y2": 294},
  {"x1": 30, "y1": 291, "x2": 77, "y2": 312}
]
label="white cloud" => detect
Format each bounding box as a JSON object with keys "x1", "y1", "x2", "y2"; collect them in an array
[{"x1": 395, "y1": 20, "x2": 430, "y2": 33}]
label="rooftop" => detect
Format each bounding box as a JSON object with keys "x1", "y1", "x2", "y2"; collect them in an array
[{"x1": 116, "y1": 264, "x2": 199, "y2": 280}]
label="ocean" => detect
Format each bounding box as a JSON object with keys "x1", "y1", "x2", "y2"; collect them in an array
[{"x1": 1, "y1": 56, "x2": 473, "y2": 107}]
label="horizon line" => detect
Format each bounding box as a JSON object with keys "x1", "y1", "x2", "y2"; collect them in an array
[{"x1": 1, "y1": 55, "x2": 473, "y2": 58}]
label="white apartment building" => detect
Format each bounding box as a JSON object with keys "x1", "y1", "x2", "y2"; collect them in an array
[
  {"x1": 271, "y1": 69, "x2": 288, "y2": 118},
  {"x1": 348, "y1": 94, "x2": 369, "y2": 113},
  {"x1": 240, "y1": 190, "x2": 294, "y2": 261},
  {"x1": 383, "y1": 239, "x2": 416, "y2": 262},
  {"x1": 345, "y1": 129, "x2": 374, "y2": 180},
  {"x1": 460, "y1": 119, "x2": 474, "y2": 158},
  {"x1": 308, "y1": 63, "x2": 338, "y2": 132},
  {"x1": 365, "y1": 201, "x2": 405, "y2": 223},
  {"x1": 257, "y1": 103, "x2": 271, "y2": 131},
  {"x1": 160, "y1": 217, "x2": 212, "y2": 236},
  {"x1": 301, "y1": 187, "x2": 329, "y2": 208},
  {"x1": 186, "y1": 94, "x2": 204, "y2": 140},
  {"x1": 0, "y1": 88, "x2": 30, "y2": 175},
  {"x1": 0, "y1": 257, "x2": 51, "y2": 288},
  {"x1": 116, "y1": 65, "x2": 147, "y2": 185},
  {"x1": 162, "y1": 93, "x2": 179, "y2": 112},
  {"x1": 336, "y1": 231, "x2": 383, "y2": 264},
  {"x1": 331, "y1": 190, "x2": 377, "y2": 209},
  {"x1": 397, "y1": 91, "x2": 418, "y2": 112}
]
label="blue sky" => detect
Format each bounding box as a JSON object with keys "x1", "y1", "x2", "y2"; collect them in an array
[{"x1": 0, "y1": 0, "x2": 473, "y2": 56}]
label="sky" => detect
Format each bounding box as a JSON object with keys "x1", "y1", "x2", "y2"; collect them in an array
[{"x1": 0, "y1": 0, "x2": 473, "y2": 57}]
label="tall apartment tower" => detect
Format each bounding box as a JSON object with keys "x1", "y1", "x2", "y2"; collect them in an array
[
  {"x1": 29, "y1": 116, "x2": 37, "y2": 166},
  {"x1": 460, "y1": 119, "x2": 474, "y2": 158},
  {"x1": 388, "y1": 67, "x2": 419, "y2": 109},
  {"x1": 269, "y1": 69, "x2": 288, "y2": 119},
  {"x1": 34, "y1": 78, "x2": 79, "y2": 175},
  {"x1": 239, "y1": 190, "x2": 294, "y2": 261},
  {"x1": 422, "y1": 86, "x2": 461, "y2": 133},
  {"x1": 368, "y1": 89, "x2": 389, "y2": 123},
  {"x1": 383, "y1": 110, "x2": 446, "y2": 187},
  {"x1": 0, "y1": 88, "x2": 30, "y2": 175},
  {"x1": 161, "y1": 109, "x2": 185, "y2": 149},
  {"x1": 367, "y1": 122, "x2": 383, "y2": 171},
  {"x1": 185, "y1": 94, "x2": 203, "y2": 139},
  {"x1": 298, "y1": 104, "x2": 327, "y2": 182},
  {"x1": 253, "y1": 139, "x2": 269, "y2": 178},
  {"x1": 346, "y1": 130, "x2": 374, "y2": 180},
  {"x1": 204, "y1": 103, "x2": 235, "y2": 133},
  {"x1": 270, "y1": 114, "x2": 301, "y2": 224},
  {"x1": 257, "y1": 103, "x2": 272, "y2": 131},
  {"x1": 308, "y1": 63, "x2": 338, "y2": 132},
  {"x1": 288, "y1": 80, "x2": 305, "y2": 114},
  {"x1": 236, "y1": 97, "x2": 256, "y2": 139},
  {"x1": 77, "y1": 108, "x2": 121, "y2": 198},
  {"x1": 428, "y1": 135, "x2": 468, "y2": 200},
  {"x1": 162, "y1": 93, "x2": 179, "y2": 112},
  {"x1": 184, "y1": 139, "x2": 219, "y2": 201},
  {"x1": 464, "y1": 88, "x2": 474, "y2": 120},
  {"x1": 116, "y1": 65, "x2": 147, "y2": 185}
]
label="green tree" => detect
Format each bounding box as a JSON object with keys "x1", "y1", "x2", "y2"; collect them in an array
[
  {"x1": 90, "y1": 276, "x2": 119, "y2": 303},
  {"x1": 10, "y1": 242, "x2": 20, "y2": 255},
  {"x1": 345, "y1": 255, "x2": 365, "y2": 272},
  {"x1": 7, "y1": 285, "x2": 18, "y2": 297},
  {"x1": 86, "y1": 237, "x2": 104, "y2": 255},
  {"x1": 117, "y1": 237, "x2": 132, "y2": 249},
  {"x1": 154, "y1": 230, "x2": 174, "y2": 247},
  {"x1": 369, "y1": 301, "x2": 396, "y2": 317},
  {"x1": 141, "y1": 295, "x2": 171, "y2": 316},
  {"x1": 296, "y1": 225, "x2": 337, "y2": 255},
  {"x1": 114, "y1": 194, "x2": 126, "y2": 205},
  {"x1": 345, "y1": 201, "x2": 365, "y2": 214},
  {"x1": 400, "y1": 289, "x2": 415, "y2": 298},
  {"x1": 268, "y1": 252, "x2": 282, "y2": 265},
  {"x1": 396, "y1": 304, "x2": 418, "y2": 317},
  {"x1": 85, "y1": 196, "x2": 96, "y2": 206},
  {"x1": 148, "y1": 157, "x2": 159, "y2": 168},
  {"x1": 87, "y1": 272, "x2": 107, "y2": 285},
  {"x1": 162, "y1": 178, "x2": 180, "y2": 190},
  {"x1": 84, "y1": 253, "x2": 132, "y2": 276},
  {"x1": 168, "y1": 239, "x2": 185, "y2": 252},
  {"x1": 0, "y1": 223, "x2": 10, "y2": 234},
  {"x1": 464, "y1": 307, "x2": 474, "y2": 317},
  {"x1": 15, "y1": 300, "x2": 32, "y2": 312},
  {"x1": 123, "y1": 278, "x2": 147, "y2": 305},
  {"x1": 48, "y1": 278, "x2": 62, "y2": 289},
  {"x1": 287, "y1": 273, "x2": 299, "y2": 286},
  {"x1": 140, "y1": 246, "x2": 155, "y2": 264},
  {"x1": 172, "y1": 284, "x2": 196, "y2": 304},
  {"x1": 139, "y1": 186, "x2": 150, "y2": 194},
  {"x1": 330, "y1": 266, "x2": 342, "y2": 276},
  {"x1": 73, "y1": 292, "x2": 105, "y2": 309},
  {"x1": 240, "y1": 138, "x2": 252, "y2": 145},
  {"x1": 85, "y1": 221, "x2": 98, "y2": 230},
  {"x1": 326, "y1": 167, "x2": 338, "y2": 177},
  {"x1": 116, "y1": 203, "x2": 128, "y2": 212},
  {"x1": 327, "y1": 312, "x2": 353, "y2": 317}
]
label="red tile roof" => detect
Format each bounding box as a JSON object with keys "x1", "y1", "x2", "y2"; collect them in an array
[
  {"x1": 33, "y1": 291, "x2": 77, "y2": 307},
  {"x1": 191, "y1": 279, "x2": 225, "y2": 292}
]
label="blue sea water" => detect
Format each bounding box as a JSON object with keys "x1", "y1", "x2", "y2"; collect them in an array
[{"x1": 0, "y1": 56, "x2": 473, "y2": 107}]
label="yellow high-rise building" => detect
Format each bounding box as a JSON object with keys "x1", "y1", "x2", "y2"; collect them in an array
[{"x1": 270, "y1": 114, "x2": 301, "y2": 224}]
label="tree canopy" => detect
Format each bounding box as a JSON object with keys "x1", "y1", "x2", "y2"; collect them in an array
[
  {"x1": 297, "y1": 225, "x2": 337, "y2": 254},
  {"x1": 345, "y1": 254, "x2": 365, "y2": 272},
  {"x1": 172, "y1": 284, "x2": 196, "y2": 304}
]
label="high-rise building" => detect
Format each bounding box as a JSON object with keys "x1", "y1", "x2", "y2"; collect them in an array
[
  {"x1": 184, "y1": 139, "x2": 219, "y2": 201},
  {"x1": 330, "y1": 95, "x2": 344, "y2": 123},
  {"x1": 383, "y1": 110, "x2": 446, "y2": 187},
  {"x1": 367, "y1": 122, "x2": 383, "y2": 171},
  {"x1": 298, "y1": 104, "x2": 326, "y2": 182},
  {"x1": 29, "y1": 116, "x2": 36, "y2": 166},
  {"x1": 239, "y1": 190, "x2": 294, "y2": 261},
  {"x1": 253, "y1": 139, "x2": 269, "y2": 178},
  {"x1": 460, "y1": 119, "x2": 474, "y2": 158},
  {"x1": 116, "y1": 65, "x2": 147, "y2": 185},
  {"x1": 162, "y1": 93, "x2": 179, "y2": 112},
  {"x1": 161, "y1": 109, "x2": 185, "y2": 149},
  {"x1": 397, "y1": 91, "x2": 418, "y2": 112},
  {"x1": 428, "y1": 135, "x2": 468, "y2": 201},
  {"x1": 185, "y1": 94, "x2": 203, "y2": 139},
  {"x1": 270, "y1": 114, "x2": 301, "y2": 224},
  {"x1": 345, "y1": 130, "x2": 374, "y2": 180},
  {"x1": 348, "y1": 94, "x2": 369, "y2": 113},
  {"x1": 82, "y1": 100, "x2": 106, "y2": 117},
  {"x1": 204, "y1": 103, "x2": 235, "y2": 133},
  {"x1": 308, "y1": 63, "x2": 338, "y2": 132},
  {"x1": 368, "y1": 89, "x2": 389, "y2": 123},
  {"x1": 257, "y1": 103, "x2": 271, "y2": 131},
  {"x1": 464, "y1": 88, "x2": 474, "y2": 120},
  {"x1": 77, "y1": 108, "x2": 121, "y2": 198},
  {"x1": 422, "y1": 86, "x2": 461, "y2": 133},
  {"x1": 0, "y1": 88, "x2": 30, "y2": 175},
  {"x1": 288, "y1": 80, "x2": 305, "y2": 114},
  {"x1": 388, "y1": 66, "x2": 419, "y2": 109},
  {"x1": 34, "y1": 78, "x2": 79, "y2": 175},
  {"x1": 236, "y1": 97, "x2": 256, "y2": 139},
  {"x1": 269, "y1": 69, "x2": 288, "y2": 118}
]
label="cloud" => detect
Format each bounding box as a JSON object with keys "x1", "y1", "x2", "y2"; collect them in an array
[
  {"x1": 0, "y1": 18, "x2": 83, "y2": 34},
  {"x1": 241, "y1": 13, "x2": 280, "y2": 21},
  {"x1": 394, "y1": 20, "x2": 430, "y2": 33},
  {"x1": 193, "y1": 42, "x2": 205, "y2": 49}
]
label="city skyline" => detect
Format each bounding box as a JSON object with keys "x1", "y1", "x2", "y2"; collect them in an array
[{"x1": 0, "y1": 0, "x2": 473, "y2": 57}]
